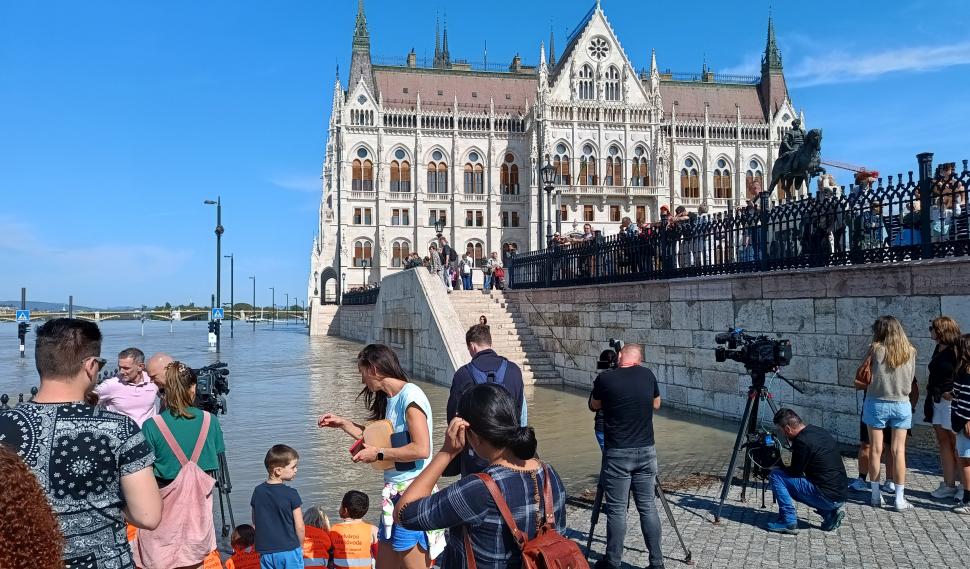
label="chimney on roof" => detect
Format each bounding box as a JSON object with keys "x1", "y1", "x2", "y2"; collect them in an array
[
  {"x1": 407, "y1": 48, "x2": 416, "y2": 68},
  {"x1": 509, "y1": 53, "x2": 522, "y2": 73}
]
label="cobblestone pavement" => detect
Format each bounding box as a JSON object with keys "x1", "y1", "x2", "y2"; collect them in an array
[{"x1": 567, "y1": 451, "x2": 970, "y2": 569}]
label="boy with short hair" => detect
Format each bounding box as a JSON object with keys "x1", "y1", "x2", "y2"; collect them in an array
[
  {"x1": 226, "y1": 524, "x2": 260, "y2": 569},
  {"x1": 329, "y1": 491, "x2": 378, "y2": 568},
  {"x1": 251, "y1": 445, "x2": 305, "y2": 569}
]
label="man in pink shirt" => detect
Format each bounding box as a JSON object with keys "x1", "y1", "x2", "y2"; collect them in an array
[{"x1": 95, "y1": 347, "x2": 159, "y2": 427}]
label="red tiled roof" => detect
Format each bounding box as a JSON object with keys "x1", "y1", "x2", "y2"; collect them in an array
[
  {"x1": 374, "y1": 67, "x2": 537, "y2": 112},
  {"x1": 659, "y1": 82, "x2": 767, "y2": 122}
]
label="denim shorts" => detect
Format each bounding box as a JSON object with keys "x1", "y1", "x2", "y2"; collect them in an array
[
  {"x1": 957, "y1": 432, "x2": 970, "y2": 459},
  {"x1": 259, "y1": 546, "x2": 304, "y2": 569},
  {"x1": 862, "y1": 398, "x2": 912, "y2": 430},
  {"x1": 379, "y1": 495, "x2": 429, "y2": 552}
]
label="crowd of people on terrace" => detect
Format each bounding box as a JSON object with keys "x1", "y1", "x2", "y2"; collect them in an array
[{"x1": 4, "y1": 305, "x2": 970, "y2": 568}]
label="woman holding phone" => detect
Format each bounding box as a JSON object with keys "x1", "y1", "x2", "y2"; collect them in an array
[{"x1": 318, "y1": 344, "x2": 444, "y2": 568}]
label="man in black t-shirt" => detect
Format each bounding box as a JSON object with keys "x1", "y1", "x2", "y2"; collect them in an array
[
  {"x1": 767, "y1": 408, "x2": 848, "y2": 534},
  {"x1": 589, "y1": 344, "x2": 663, "y2": 569}
]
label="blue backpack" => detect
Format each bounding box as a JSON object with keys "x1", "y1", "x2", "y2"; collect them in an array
[{"x1": 468, "y1": 360, "x2": 509, "y2": 385}]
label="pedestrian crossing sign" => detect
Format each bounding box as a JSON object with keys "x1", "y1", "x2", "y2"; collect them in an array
[
  {"x1": 15, "y1": 310, "x2": 30, "y2": 323},
  {"x1": 211, "y1": 308, "x2": 225, "y2": 320}
]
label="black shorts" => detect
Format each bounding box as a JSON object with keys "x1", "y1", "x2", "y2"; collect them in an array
[{"x1": 859, "y1": 421, "x2": 894, "y2": 444}]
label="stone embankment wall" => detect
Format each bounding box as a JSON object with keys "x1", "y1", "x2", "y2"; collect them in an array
[
  {"x1": 310, "y1": 269, "x2": 470, "y2": 385},
  {"x1": 505, "y1": 258, "x2": 970, "y2": 443}
]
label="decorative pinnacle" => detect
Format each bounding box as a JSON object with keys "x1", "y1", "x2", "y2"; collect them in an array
[
  {"x1": 352, "y1": 0, "x2": 369, "y2": 51},
  {"x1": 762, "y1": 15, "x2": 783, "y2": 72}
]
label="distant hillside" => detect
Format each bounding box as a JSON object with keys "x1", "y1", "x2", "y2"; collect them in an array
[{"x1": 0, "y1": 301, "x2": 101, "y2": 312}]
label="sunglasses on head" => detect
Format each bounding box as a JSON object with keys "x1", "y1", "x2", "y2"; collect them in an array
[{"x1": 85, "y1": 356, "x2": 107, "y2": 371}]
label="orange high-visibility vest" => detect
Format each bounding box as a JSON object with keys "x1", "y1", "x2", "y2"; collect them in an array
[
  {"x1": 127, "y1": 524, "x2": 138, "y2": 542},
  {"x1": 330, "y1": 520, "x2": 375, "y2": 568},
  {"x1": 303, "y1": 525, "x2": 333, "y2": 567},
  {"x1": 224, "y1": 547, "x2": 259, "y2": 569},
  {"x1": 203, "y1": 550, "x2": 223, "y2": 569}
]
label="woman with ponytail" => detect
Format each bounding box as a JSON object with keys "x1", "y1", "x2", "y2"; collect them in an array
[{"x1": 395, "y1": 383, "x2": 567, "y2": 569}]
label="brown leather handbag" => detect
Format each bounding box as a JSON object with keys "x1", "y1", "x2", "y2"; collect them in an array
[
  {"x1": 855, "y1": 348, "x2": 874, "y2": 388},
  {"x1": 463, "y1": 464, "x2": 588, "y2": 569}
]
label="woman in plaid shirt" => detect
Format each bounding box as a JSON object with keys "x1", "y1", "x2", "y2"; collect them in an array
[{"x1": 395, "y1": 383, "x2": 567, "y2": 568}]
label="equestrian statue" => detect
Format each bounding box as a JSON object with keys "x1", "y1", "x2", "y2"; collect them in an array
[{"x1": 765, "y1": 118, "x2": 826, "y2": 201}]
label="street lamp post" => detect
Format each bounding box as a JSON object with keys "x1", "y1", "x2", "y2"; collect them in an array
[
  {"x1": 341, "y1": 272, "x2": 347, "y2": 303},
  {"x1": 249, "y1": 276, "x2": 256, "y2": 332},
  {"x1": 361, "y1": 260, "x2": 369, "y2": 287},
  {"x1": 224, "y1": 254, "x2": 234, "y2": 338},
  {"x1": 269, "y1": 287, "x2": 275, "y2": 329},
  {"x1": 204, "y1": 197, "x2": 223, "y2": 352},
  {"x1": 540, "y1": 161, "x2": 557, "y2": 245},
  {"x1": 284, "y1": 293, "x2": 289, "y2": 325},
  {"x1": 433, "y1": 216, "x2": 446, "y2": 237}
]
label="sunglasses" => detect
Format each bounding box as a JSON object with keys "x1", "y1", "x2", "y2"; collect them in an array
[{"x1": 85, "y1": 356, "x2": 107, "y2": 371}]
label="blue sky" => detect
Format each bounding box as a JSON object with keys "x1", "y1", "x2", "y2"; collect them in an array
[{"x1": 1, "y1": 0, "x2": 968, "y2": 307}]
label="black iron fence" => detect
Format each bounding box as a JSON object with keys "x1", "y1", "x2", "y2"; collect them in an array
[
  {"x1": 510, "y1": 154, "x2": 970, "y2": 289},
  {"x1": 341, "y1": 287, "x2": 380, "y2": 305}
]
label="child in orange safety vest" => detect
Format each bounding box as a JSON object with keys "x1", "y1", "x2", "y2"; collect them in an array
[
  {"x1": 329, "y1": 491, "x2": 378, "y2": 569},
  {"x1": 225, "y1": 524, "x2": 260, "y2": 569},
  {"x1": 302, "y1": 505, "x2": 333, "y2": 567}
]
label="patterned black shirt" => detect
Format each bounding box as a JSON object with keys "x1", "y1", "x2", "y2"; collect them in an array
[
  {"x1": 399, "y1": 463, "x2": 567, "y2": 569},
  {"x1": 0, "y1": 402, "x2": 155, "y2": 569}
]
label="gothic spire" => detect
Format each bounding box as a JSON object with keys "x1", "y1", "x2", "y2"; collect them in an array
[
  {"x1": 441, "y1": 16, "x2": 450, "y2": 65},
  {"x1": 352, "y1": 0, "x2": 369, "y2": 51},
  {"x1": 761, "y1": 15, "x2": 783, "y2": 73},
  {"x1": 434, "y1": 16, "x2": 441, "y2": 65},
  {"x1": 549, "y1": 26, "x2": 556, "y2": 67}
]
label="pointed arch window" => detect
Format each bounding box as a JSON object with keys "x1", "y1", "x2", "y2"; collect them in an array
[
  {"x1": 466, "y1": 240, "x2": 485, "y2": 266},
  {"x1": 427, "y1": 159, "x2": 449, "y2": 194},
  {"x1": 714, "y1": 159, "x2": 732, "y2": 199},
  {"x1": 745, "y1": 159, "x2": 764, "y2": 200},
  {"x1": 605, "y1": 66, "x2": 621, "y2": 101},
  {"x1": 579, "y1": 65, "x2": 594, "y2": 100},
  {"x1": 631, "y1": 146, "x2": 650, "y2": 187},
  {"x1": 390, "y1": 160, "x2": 412, "y2": 193},
  {"x1": 578, "y1": 144, "x2": 598, "y2": 186},
  {"x1": 353, "y1": 239, "x2": 373, "y2": 267},
  {"x1": 680, "y1": 158, "x2": 700, "y2": 199},
  {"x1": 554, "y1": 144, "x2": 571, "y2": 186},
  {"x1": 391, "y1": 239, "x2": 410, "y2": 268},
  {"x1": 501, "y1": 153, "x2": 519, "y2": 194},
  {"x1": 352, "y1": 150, "x2": 374, "y2": 192},
  {"x1": 464, "y1": 162, "x2": 484, "y2": 194},
  {"x1": 605, "y1": 146, "x2": 623, "y2": 186}
]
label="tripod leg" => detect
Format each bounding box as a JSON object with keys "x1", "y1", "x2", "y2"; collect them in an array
[
  {"x1": 714, "y1": 388, "x2": 758, "y2": 523},
  {"x1": 739, "y1": 393, "x2": 762, "y2": 503},
  {"x1": 585, "y1": 478, "x2": 604, "y2": 559},
  {"x1": 656, "y1": 476, "x2": 693, "y2": 564}
]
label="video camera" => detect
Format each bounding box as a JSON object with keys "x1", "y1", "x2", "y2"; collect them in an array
[
  {"x1": 193, "y1": 362, "x2": 230, "y2": 415},
  {"x1": 744, "y1": 430, "x2": 782, "y2": 479},
  {"x1": 596, "y1": 338, "x2": 624, "y2": 370},
  {"x1": 714, "y1": 328, "x2": 792, "y2": 372}
]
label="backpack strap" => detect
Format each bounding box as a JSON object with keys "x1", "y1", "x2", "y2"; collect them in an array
[
  {"x1": 473, "y1": 472, "x2": 527, "y2": 549},
  {"x1": 463, "y1": 526, "x2": 478, "y2": 569},
  {"x1": 190, "y1": 412, "x2": 212, "y2": 464},
  {"x1": 539, "y1": 464, "x2": 557, "y2": 529},
  {"x1": 151, "y1": 415, "x2": 189, "y2": 466}
]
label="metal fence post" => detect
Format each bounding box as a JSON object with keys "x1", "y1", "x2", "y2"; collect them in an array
[
  {"x1": 916, "y1": 152, "x2": 934, "y2": 259},
  {"x1": 759, "y1": 191, "x2": 770, "y2": 270}
]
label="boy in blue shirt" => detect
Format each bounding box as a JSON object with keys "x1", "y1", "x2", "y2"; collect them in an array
[{"x1": 251, "y1": 445, "x2": 305, "y2": 569}]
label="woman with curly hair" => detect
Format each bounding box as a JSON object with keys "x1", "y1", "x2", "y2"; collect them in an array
[
  {"x1": 862, "y1": 315, "x2": 918, "y2": 511},
  {"x1": 0, "y1": 443, "x2": 64, "y2": 569}
]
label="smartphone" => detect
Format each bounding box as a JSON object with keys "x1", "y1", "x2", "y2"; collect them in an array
[{"x1": 349, "y1": 439, "x2": 365, "y2": 456}]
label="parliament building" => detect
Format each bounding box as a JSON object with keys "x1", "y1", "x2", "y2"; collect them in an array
[{"x1": 309, "y1": 0, "x2": 804, "y2": 300}]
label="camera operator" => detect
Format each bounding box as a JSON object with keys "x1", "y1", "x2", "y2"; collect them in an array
[
  {"x1": 767, "y1": 409, "x2": 848, "y2": 534},
  {"x1": 588, "y1": 343, "x2": 663, "y2": 569}
]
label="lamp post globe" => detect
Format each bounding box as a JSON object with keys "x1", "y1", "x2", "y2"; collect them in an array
[
  {"x1": 433, "y1": 216, "x2": 446, "y2": 236},
  {"x1": 540, "y1": 161, "x2": 557, "y2": 244}
]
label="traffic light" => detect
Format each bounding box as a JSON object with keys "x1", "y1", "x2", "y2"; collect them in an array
[
  {"x1": 213, "y1": 320, "x2": 221, "y2": 336},
  {"x1": 17, "y1": 322, "x2": 29, "y2": 341},
  {"x1": 208, "y1": 321, "x2": 216, "y2": 334}
]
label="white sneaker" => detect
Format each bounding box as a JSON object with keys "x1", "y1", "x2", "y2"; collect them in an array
[
  {"x1": 881, "y1": 481, "x2": 896, "y2": 493},
  {"x1": 931, "y1": 483, "x2": 959, "y2": 499},
  {"x1": 894, "y1": 500, "x2": 914, "y2": 512},
  {"x1": 954, "y1": 503, "x2": 970, "y2": 515},
  {"x1": 849, "y1": 478, "x2": 869, "y2": 492}
]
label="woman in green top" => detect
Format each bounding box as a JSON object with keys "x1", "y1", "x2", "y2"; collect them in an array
[{"x1": 141, "y1": 362, "x2": 226, "y2": 485}]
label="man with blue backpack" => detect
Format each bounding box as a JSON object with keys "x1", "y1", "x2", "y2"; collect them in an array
[{"x1": 443, "y1": 323, "x2": 528, "y2": 476}]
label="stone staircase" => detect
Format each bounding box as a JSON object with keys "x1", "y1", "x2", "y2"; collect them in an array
[{"x1": 447, "y1": 290, "x2": 560, "y2": 385}]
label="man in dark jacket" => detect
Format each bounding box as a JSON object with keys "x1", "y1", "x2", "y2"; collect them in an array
[
  {"x1": 768, "y1": 408, "x2": 849, "y2": 534},
  {"x1": 445, "y1": 324, "x2": 527, "y2": 475}
]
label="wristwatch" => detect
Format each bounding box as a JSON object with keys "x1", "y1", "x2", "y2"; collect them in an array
[{"x1": 377, "y1": 449, "x2": 385, "y2": 461}]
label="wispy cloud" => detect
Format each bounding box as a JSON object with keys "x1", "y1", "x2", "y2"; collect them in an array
[
  {"x1": 268, "y1": 174, "x2": 321, "y2": 193},
  {"x1": 789, "y1": 42, "x2": 970, "y2": 87},
  {"x1": 720, "y1": 52, "x2": 760, "y2": 76}
]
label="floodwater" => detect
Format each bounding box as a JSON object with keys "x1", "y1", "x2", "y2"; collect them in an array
[{"x1": 0, "y1": 319, "x2": 738, "y2": 528}]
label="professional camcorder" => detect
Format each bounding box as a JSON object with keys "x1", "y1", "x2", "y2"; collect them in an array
[
  {"x1": 596, "y1": 338, "x2": 624, "y2": 370},
  {"x1": 714, "y1": 328, "x2": 792, "y2": 372},
  {"x1": 193, "y1": 362, "x2": 230, "y2": 415},
  {"x1": 744, "y1": 430, "x2": 783, "y2": 479}
]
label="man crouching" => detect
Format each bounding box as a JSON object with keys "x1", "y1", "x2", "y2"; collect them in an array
[{"x1": 767, "y1": 408, "x2": 848, "y2": 534}]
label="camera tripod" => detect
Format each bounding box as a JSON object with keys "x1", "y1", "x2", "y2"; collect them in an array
[
  {"x1": 713, "y1": 369, "x2": 803, "y2": 523},
  {"x1": 585, "y1": 468, "x2": 693, "y2": 564},
  {"x1": 215, "y1": 452, "x2": 237, "y2": 538}
]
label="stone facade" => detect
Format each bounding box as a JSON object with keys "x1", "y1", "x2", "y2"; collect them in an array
[
  {"x1": 505, "y1": 258, "x2": 970, "y2": 443},
  {"x1": 308, "y1": 1, "x2": 803, "y2": 306}
]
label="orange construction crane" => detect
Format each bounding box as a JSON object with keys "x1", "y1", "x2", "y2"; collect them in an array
[{"x1": 821, "y1": 159, "x2": 879, "y2": 184}]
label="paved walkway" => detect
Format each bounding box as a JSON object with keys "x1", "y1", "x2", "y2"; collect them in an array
[{"x1": 566, "y1": 452, "x2": 970, "y2": 569}]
